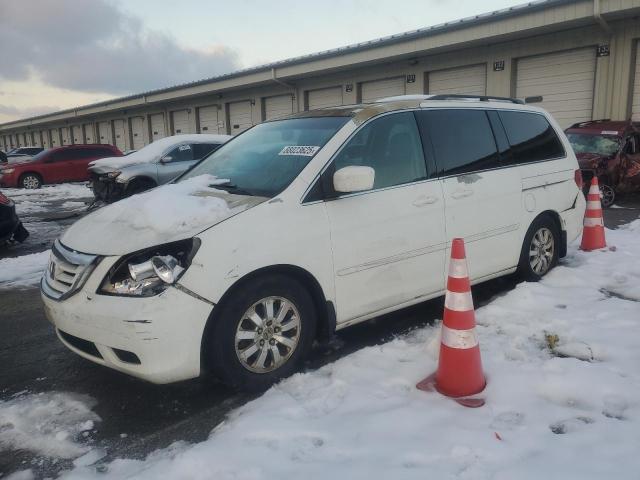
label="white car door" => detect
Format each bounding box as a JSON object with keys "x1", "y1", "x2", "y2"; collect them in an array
[
  {"x1": 321, "y1": 111, "x2": 447, "y2": 324},
  {"x1": 416, "y1": 108, "x2": 522, "y2": 281}
]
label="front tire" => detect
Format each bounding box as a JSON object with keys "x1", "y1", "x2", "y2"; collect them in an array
[
  {"x1": 517, "y1": 216, "x2": 560, "y2": 281},
  {"x1": 599, "y1": 183, "x2": 615, "y2": 208},
  {"x1": 20, "y1": 173, "x2": 42, "y2": 189},
  {"x1": 206, "y1": 274, "x2": 317, "y2": 391}
]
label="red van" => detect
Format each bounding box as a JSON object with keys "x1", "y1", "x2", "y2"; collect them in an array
[{"x1": 0, "y1": 144, "x2": 122, "y2": 189}]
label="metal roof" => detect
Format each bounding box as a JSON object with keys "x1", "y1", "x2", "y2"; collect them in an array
[{"x1": 0, "y1": 0, "x2": 576, "y2": 128}]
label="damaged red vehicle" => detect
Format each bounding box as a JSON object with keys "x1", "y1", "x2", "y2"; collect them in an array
[{"x1": 565, "y1": 120, "x2": 640, "y2": 207}]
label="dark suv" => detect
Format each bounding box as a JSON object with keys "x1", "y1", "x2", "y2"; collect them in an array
[
  {"x1": 0, "y1": 144, "x2": 123, "y2": 189},
  {"x1": 565, "y1": 120, "x2": 640, "y2": 207}
]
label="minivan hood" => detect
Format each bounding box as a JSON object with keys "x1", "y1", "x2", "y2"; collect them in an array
[{"x1": 61, "y1": 175, "x2": 267, "y2": 256}]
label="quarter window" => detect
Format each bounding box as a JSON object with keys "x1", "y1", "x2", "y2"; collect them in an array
[
  {"x1": 498, "y1": 111, "x2": 564, "y2": 164},
  {"x1": 416, "y1": 109, "x2": 499, "y2": 176},
  {"x1": 332, "y1": 112, "x2": 427, "y2": 190}
]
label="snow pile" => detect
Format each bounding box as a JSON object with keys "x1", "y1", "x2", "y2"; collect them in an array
[
  {"x1": 58, "y1": 221, "x2": 640, "y2": 479},
  {"x1": 2, "y1": 183, "x2": 91, "y2": 203},
  {"x1": 0, "y1": 250, "x2": 50, "y2": 288},
  {"x1": 89, "y1": 134, "x2": 230, "y2": 170},
  {"x1": 0, "y1": 392, "x2": 100, "y2": 459}
]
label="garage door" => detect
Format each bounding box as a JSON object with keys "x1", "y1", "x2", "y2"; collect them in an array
[
  {"x1": 150, "y1": 113, "x2": 166, "y2": 141},
  {"x1": 428, "y1": 64, "x2": 487, "y2": 96},
  {"x1": 41, "y1": 131, "x2": 50, "y2": 148},
  {"x1": 61, "y1": 127, "x2": 71, "y2": 145},
  {"x1": 198, "y1": 106, "x2": 220, "y2": 133},
  {"x1": 171, "y1": 109, "x2": 191, "y2": 134},
  {"x1": 361, "y1": 77, "x2": 406, "y2": 103},
  {"x1": 98, "y1": 122, "x2": 111, "y2": 144},
  {"x1": 50, "y1": 129, "x2": 59, "y2": 147},
  {"x1": 83, "y1": 123, "x2": 94, "y2": 144},
  {"x1": 229, "y1": 101, "x2": 253, "y2": 134},
  {"x1": 516, "y1": 48, "x2": 596, "y2": 128},
  {"x1": 307, "y1": 86, "x2": 343, "y2": 110},
  {"x1": 130, "y1": 117, "x2": 145, "y2": 149},
  {"x1": 632, "y1": 41, "x2": 640, "y2": 121},
  {"x1": 265, "y1": 95, "x2": 294, "y2": 120},
  {"x1": 113, "y1": 119, "x2": 127, "y2": 151},
  {"x1": 71, "y1": 125, "x2": 83, "y2": 144}
]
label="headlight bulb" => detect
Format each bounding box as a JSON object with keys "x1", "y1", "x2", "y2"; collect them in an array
[{"x1": 151, "y1": 255, "x2": 185, "y2": 284}]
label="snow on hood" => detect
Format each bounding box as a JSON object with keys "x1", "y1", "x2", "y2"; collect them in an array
[
  {"x1": 61, "y1": 175, "x2": 266, "y2": 256},
  {"x1": 88, "y1": 134, "x2": 232, "y2": 172}
]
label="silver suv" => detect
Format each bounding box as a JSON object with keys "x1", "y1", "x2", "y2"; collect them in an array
[{"x1": 89, "y1": 134, "x2": 231, "y2": 202}]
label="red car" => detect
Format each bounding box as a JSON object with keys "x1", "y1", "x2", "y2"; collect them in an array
[
  {"x1": 0, "y1": 144, "x2": 122, "y2": 189},
  {"x1": 565, "y1": 120, "x2": 640, "y2": 207}
]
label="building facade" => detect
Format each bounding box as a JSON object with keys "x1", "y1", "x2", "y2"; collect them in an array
[{"x1": 2, "y1": 0, "x2": 640, "y2": 152}]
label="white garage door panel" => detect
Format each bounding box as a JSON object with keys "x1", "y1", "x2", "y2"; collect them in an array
[
  {"x1": 516, "y1": 48, "x2": 596, "y2": 128},
  {"x1": 41, "y1": 131, "x2": 50, "y2": 148},
  {"x1": 130, "y1": 117, "x2": 145, "y2": 149},
  {"x1": 308, "y1": 87, "x2": 343, "y2": 110},
  {"x1": 198, "y1": 106, "x2": 219, "y2": 133},
  {"x1": 229, "y1": 101, "x2": 253, "y2": 134},
  {"x1": 72, "y1": 125, "x2": 83, "y2": 144},
  {"x1": 50, "y1": 129, "x2": 60, "y2": 146},
  {"x1": 113, "y1": 119, "x2": 127, "y2": 151},
  {"x1": 172, "y1": 110, "x2": 191, "y2": 134},
  {"x1": 632, "y1": 41, "x2": 640, "y2": 121},
  {"x1": 61, "y1": 127, "x2": 71, "y2": 145},
  {"x1": 98, "y1": 122, "x2": 111, "y2": 144},
  {"x1": 361, "y1": 77, "x2": 406, "y2": 103},
  {"x1": 265, "y1": 95, "x2": 293, "y2": 120},
  {"x1": 150, "y1": 114, "x2": 166, "y2": 141},
  {"x1": 428, "y1": 64, "x2": 486, "y2": 96},
  {"x1": 83, "y1": 124, "x2": 94, "y2": 144}
]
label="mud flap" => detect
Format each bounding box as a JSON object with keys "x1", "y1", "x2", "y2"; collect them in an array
[{"x1": 13, "y1": 222, "x2": 29, "y2": 242}]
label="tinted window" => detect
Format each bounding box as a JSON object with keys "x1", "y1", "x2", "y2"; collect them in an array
[
  {"x1": 166, "y1": 144, "x2": 194, "y2": 162},
  {"x1": 498, "y1": 111, "x2": 564, "y2": 163},
  {"x1": 417, "y1": 109, "x2": 499, "y2": 176},
  {"x1": 332, "y1": 112, "x2": 427, "y2": 190},
  {"x1": 192, "y1": 143, "x2": 220, "y2": 159}
]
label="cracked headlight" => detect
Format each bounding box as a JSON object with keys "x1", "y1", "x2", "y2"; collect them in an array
[{"x1": 99, "y1": 238, "x2": 200, "y2": 297}]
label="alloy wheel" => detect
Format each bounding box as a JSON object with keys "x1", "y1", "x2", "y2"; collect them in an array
[
  {"x1": 22, "y1": 175, "x2": 40, "y2": 189},
  {"x1": 599, "y1": 184, "x2": 615, "y2": 208},
  {"x1": 529, "y1": 227, "x2": 555, "y2": 275},
  {"x1": 234, "y1": 296, "x2": 301, "y2": 373}
]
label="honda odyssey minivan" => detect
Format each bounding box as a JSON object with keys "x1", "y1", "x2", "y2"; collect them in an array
[{"x1": 41, "y1": 96, "x2": 585, "y2": 390}]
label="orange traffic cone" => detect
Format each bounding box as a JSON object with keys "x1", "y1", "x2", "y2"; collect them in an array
[
  {"x1": 417, "y1": 238, "x2": 486, "y2": 408},
  {"x1": 580, "y1": 177, "x2": 606, "y2": 251}
]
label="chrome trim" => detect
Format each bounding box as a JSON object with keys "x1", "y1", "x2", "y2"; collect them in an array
[{"x1": 41, "y1": 239, "x2": 101, "y2": 301}]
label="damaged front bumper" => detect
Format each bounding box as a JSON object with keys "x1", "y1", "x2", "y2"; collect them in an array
[
  {"x1": 41, "y1": 254, "x2": 214, "y2": 384},
  {"x1": 90, "y1": 174, "x2": 126, "y2": 203}
]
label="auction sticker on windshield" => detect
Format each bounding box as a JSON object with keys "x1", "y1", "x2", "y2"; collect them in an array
[
  {"x1": 601, "y1": 130, "x2": 619, "y2": 135},
  {"x1": 279, "y1": 146, "x2": 320, "y2": 156}
]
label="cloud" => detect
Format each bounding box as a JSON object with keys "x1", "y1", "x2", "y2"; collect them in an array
[
  {"x1": 0, "y1": 104, "x2": 60, "y2": 117},
  {"x1": 0, "y1": 0, "x2": 240, "y2": 95}
]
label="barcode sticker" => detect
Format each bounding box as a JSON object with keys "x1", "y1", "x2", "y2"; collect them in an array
[
  {"x1": 279, "y1": 145, "x2": 320, "y2": 156},
  {"x1": 601, "y1": 130, "x2": 619, "y2": 135}
]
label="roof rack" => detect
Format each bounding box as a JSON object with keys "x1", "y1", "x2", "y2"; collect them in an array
[{"x1": 424, "y1": 94, "x2": 524, "y2": 105}]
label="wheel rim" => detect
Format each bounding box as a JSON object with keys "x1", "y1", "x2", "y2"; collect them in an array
[
  {"x1": 234, "y1": 296, "x2": 301, "y2": 373},
  {"x1": 529, "y1": 227, "x2": 554, "y2": 275},
  {"x1": 599, "y1": 184, "x2": 615, "y2": 207},
  {"x1": 23, "y1": 176, "x2": 39, "y2": 189}
]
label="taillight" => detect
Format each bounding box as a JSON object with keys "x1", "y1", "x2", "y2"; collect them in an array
[
  {"x1": 0, "y1": 192, "x2": 10, "y2": 205},
  {"x1": 574, "y1": 169, "x2": 583, "y2": 189}
]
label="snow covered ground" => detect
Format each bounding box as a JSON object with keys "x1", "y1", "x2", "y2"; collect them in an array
[
  {"x1": 3, "y1": 183, "x2": 92, "y2": 216},
  {"x1": 3, "y1": 221, "x2": 633, "y2": 479},
  {"x1": 0, "y1": 250, "x2": 49, "y2": 288}
]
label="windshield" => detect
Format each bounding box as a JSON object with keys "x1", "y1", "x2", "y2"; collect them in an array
[
  {"x1": 180, "y1": 116, "x2": 350, "y2": 197},
  {"x1": 26, "y1": 149, "x2": 52, "y2": 162},
  {"x1": 567, "y1": 133, "x2": 620, "y2": 157}
]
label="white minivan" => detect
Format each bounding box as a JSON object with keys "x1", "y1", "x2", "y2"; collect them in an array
[{"x1": 41, "y1": 96, "x2": 586, "y2": 390}]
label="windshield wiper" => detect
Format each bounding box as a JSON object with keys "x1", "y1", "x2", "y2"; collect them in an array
[{"x1": 209, "y1": 183, "x2": 254, "y2": 196}]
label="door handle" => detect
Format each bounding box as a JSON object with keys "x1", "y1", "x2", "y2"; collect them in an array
[
  {"x1": 413, "y1": 195, "x2": 439, "y2": 207},
  {"x1": 451, "y1": 189, "x2": 474, "y2": 199}
]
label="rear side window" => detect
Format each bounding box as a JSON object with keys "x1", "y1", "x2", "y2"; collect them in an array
[
  {"x1": 192, "y1": 143, "x2": 220, "y2": 160},
  {"x1": 497, "y1": 111, "x2": 564, "y2": 164},
  {"x1": 416, "y1": 109, "x2": 499, "y2": 176}
]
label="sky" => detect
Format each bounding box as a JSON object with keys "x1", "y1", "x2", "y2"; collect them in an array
[{"x1": 0, "y1": 0, "x2": 524, "y2": 124}]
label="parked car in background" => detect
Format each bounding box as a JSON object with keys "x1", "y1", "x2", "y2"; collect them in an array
[
  {"x1": 0, "y1": 150, "x2": 6, "y2": 164},
  {"x1": 42, "y1": 96, "x2": 585, "y2": 391},
  {"x1": 565, "y1": 120, "x2": 640, "y2": 207},
  {"x1": 88, "y1": 134, "x2": 231, "y2": 202},
  {"x1": 7, "y1": 147, "x2": 45, "y2": 158},
  {"x1": 0, "y1": 144, "x2": 122, "y2": 189},
  {"x1": 0, "y1": 191, "x2": 28, "y2": 246}
]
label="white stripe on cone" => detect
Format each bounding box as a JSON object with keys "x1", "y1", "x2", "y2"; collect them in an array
[
  {"x1": 448, "y1": 258, "x2": 469, "y2": 279},
  {"x1": 584, "y1": 217, "x2": 604, "y2": 227},
  {"x1": 588, "y1": 184, "x2": 600, "y2": 196},
  {"x1": 444, "y1": 290, "x2": 474, "y2": 312},
  {"x1": 586, "y1": 201, "x2": 601, "y2": 210},
  {"x1": 441, "y1": 325, "x2": 479, "y2": 349}
]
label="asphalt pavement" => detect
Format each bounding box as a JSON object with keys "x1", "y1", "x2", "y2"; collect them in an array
[{"x1": 1, "y1": 190, "x2": 639, "y2": 479}]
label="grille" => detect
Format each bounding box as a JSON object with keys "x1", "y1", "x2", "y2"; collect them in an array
[{"x1": 42, "y1": 239, "x2": 99, "y2": 300}]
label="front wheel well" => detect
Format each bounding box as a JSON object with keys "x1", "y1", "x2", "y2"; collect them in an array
[
  {"x1": 200, "y1": 265, "x2": 334, "y2": 371},
  {"x1": 531, "y1": 210, "x2": 565, "y2": 258},
  {"x1": 18, "y1": 171, "x2": 43, "y2": 183}
]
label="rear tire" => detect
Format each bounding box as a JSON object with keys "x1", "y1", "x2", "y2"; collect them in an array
[
  {"x1": 19, "y1": 173, "x2": 42, "y2": 189},
  {"x1": 205, "y1": 274, "x2": 317, "y2": 392},
  {"x1": 517, "y1": 215, "x2": 560, "y2": 282}
]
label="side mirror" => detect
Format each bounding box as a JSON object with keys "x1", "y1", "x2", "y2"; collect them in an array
[
  {"x1": 160, "y1": 155, "x2": 172, "y2": 164},
  {"x1": 333, "y1": 166, "x2": 375, "y2": 193}
]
